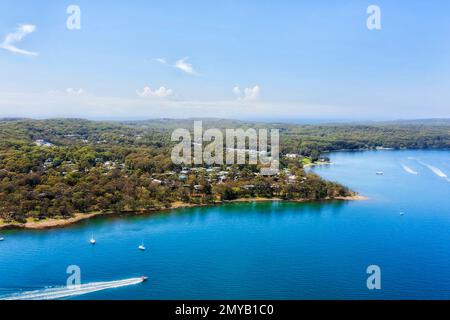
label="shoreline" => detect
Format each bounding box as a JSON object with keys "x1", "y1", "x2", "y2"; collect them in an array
[{"x1": 0, "y1": 195, "x2": 367, "y2": 231}]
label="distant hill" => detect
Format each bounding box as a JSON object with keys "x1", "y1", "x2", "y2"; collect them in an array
[
  {"x1": 1, "y1": 117, "x2": 449, "y2": 153},
  {"x1": 378, "y1": 119, "x2": 450, "y2": 126}
]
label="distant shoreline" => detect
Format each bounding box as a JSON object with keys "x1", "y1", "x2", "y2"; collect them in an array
[{"x1": 0, "y1": 195, "x2": 367, "y2": 231}]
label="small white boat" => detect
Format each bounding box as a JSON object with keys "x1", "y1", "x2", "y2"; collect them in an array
[
  {"x1": 138, "y1": 241, "x2": 146, "y2": 251},
  {"x1": 0, "y1": 237, "x2": 4, "y2": 241},
  {"x1": 400, "y1": 211, "x2": 405, "y2": 216},
  {"x1": 90, "y1": 234, "x2": 96, "y2": 245},
  {"x1": 376, "y1": 171, "x2": 384, "y2": 175},
  {"x1": 141, "y1": 276, "x2": 148, "y2": 282}
]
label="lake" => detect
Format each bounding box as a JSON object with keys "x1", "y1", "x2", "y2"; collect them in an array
[{"x1": 0, "y1": 150, "x2": 449, "y2": 299}]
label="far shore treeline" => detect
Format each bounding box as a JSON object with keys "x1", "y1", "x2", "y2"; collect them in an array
[{"x1": 0, "y1": 118, "x2": 449, "y2": 224}]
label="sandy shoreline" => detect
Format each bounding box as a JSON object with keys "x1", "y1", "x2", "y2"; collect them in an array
[{"x1": 0, "y1": 195, "x2": 367, "y2": 231}]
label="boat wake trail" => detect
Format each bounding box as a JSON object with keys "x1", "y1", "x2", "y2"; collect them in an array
[
  {"x1": 0, "y1": 278, "x2": 144, "y2": 300},
  {"x1": 416, "y1": 160, "x2": 448, "y2": 180},
  {"x1": 400, "y1": 163, "x2": 418, "y2": 175}
]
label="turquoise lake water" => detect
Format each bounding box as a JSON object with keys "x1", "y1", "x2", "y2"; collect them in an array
[{"x1": 0, "y1": 150, "x2": 449, "y2": 299}]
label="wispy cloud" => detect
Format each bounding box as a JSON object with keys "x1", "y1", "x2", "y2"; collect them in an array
[
  {"x1": 174, "y1": 57, "x2": 198, "y2": 75},
  {"x1": 136, "y1": 86, "x2": 173, "y2": 98},
  {"x1": 154, "y1": 57, "x2": 167, "y2": 64},
  {"x1": 154, "y1": 57, "x2": 199, "y2": 75},
  {"x1": 0, "y1": 24, "x2": 38, "y2": 56},
  {"x1": 48, "y1": 88, "x2": 86, "y2": 96},
  {"x1": 233, "y1": 85, "x2": 261, "y2": 100},
  {"x1": 66, "y1": 88, "x2": 85, "y2": 96}
]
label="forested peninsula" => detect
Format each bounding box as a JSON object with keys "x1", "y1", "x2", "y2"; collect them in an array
[{"x1": 1, "y1": 118, "x2": 448, "y2": 229}]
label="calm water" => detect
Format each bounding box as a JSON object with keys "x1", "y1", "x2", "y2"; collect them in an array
[{"x1": 0, "y1": 150, "x2": 449, "y2": 299}]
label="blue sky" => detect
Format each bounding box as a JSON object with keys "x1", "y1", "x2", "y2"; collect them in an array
[{"x1": 0, "y1": 0, "x2": 449, "y2": 120}]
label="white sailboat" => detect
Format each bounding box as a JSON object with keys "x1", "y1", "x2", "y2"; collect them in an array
[
  {"x1": 90, "y1": 233, "x2": 96, "y2": 244},
  {"x1": 138, "y1": 241, "x2": 146, "y2": 251}
]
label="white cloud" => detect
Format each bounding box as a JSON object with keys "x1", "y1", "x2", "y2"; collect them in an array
[
  {"x1": 48, "y1": 88, "x2": 86, "y2": 96},
  {"x1": 233, "y1": 85, "x2": 261, "y2": 100},
  {"x1": 154, "y1": 57, "x2": 199, "y2": 75},
  {"x1": 174, "y1": 57, "x2": 198, "y2": 75},
  {"x1": 0, "y1": 24, "x2": 38, "y2": 56},
  {"x1": 66, "y1": 88, "x2": 85, "y2": 95},
  {"x1": 244, "y1": 86, "x2": 261, "y2": 100},
  {"x1": 136, "y1": 86, "x2": 173, "y2": 98},
  {"x1": 154, "y1": 57, "x2": 167, "y2": 64}
]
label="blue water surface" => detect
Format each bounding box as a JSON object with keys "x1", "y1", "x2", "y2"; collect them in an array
[{"x1": 0, "y1": 150, "x2": 449, "y2": 299}]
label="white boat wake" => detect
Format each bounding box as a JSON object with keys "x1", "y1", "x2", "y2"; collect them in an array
[
  {"x1": 400, "y1": 163, "x2": 418, "y2": 175},
  {"x1": 0, "y1": 277, "x2": 145, "y2": 300},
  {"x1": 416, "y1": 160, "x2": 448, "y2": 179}
]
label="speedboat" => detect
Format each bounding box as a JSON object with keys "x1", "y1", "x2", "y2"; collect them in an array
[
  {"x1": 138, "y1": 241, "x2": 146, "y2": 251},
  {"x1": 0, "y1": 237, "x2": 4, "y2": 241},
  {"x1": 141, "y1": 276, "x2": 148, "y2": 282},
  {"x1": 376, "y1": 171, "x2": 384, "y2": 175},
  {"x1": 90, "y1": 234, "x2": 96, "y2": 244}
]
